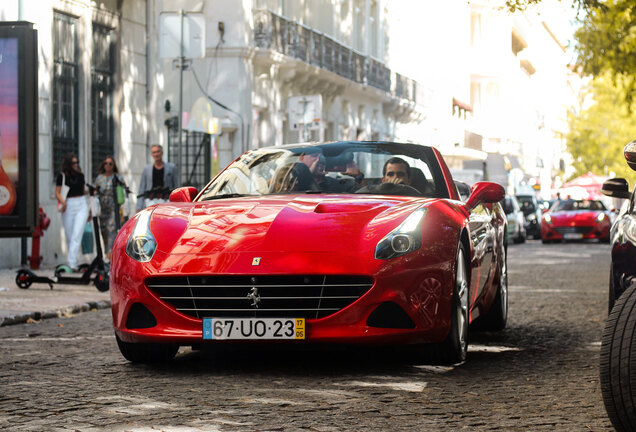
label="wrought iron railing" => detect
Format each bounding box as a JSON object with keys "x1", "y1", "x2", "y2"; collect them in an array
[{"x1": 253, "y1": 9, "x2": 416, "y2": 102}]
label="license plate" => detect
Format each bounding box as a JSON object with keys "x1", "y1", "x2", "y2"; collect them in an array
[
  {"x1": 202, "y1": 318, "x2": 305, "y2": 340},
  {"x1": 564, "y1": 233, "x2": 583, "y2": 239}
]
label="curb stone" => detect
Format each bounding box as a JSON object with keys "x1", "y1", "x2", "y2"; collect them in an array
[{"x1": 0, "y1": 300, "x2": 111, "y2": 327}]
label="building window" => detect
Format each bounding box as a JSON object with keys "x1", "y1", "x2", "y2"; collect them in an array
[
  {"x1": 91, "y1": 24, "x2": 114, "y2": 176},
  {"x1": 52, "y1": 12, "x2": 79, "y2": 176}
]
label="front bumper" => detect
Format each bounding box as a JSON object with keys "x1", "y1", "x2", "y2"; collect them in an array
[
  {"x1": 541, "y1": 223, "x2": 610, "y2": 241},
  {"x1": 110, "y1": 250, "x2": 456, "y2": 347}
]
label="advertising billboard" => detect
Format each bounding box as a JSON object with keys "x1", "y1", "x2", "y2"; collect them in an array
[{"x1": 0, "y1": 22, "x2": 38, "y2": 237}]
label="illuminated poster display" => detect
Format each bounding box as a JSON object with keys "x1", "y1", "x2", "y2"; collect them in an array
[
  {"x1": 0, "y1": 37, "x2": 18, "y2": 216},
  {"x1": 0, "y1": 22, "x2": 37, "y2": 237}
]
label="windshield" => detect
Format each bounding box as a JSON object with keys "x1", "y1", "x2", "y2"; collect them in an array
[
  {"x1": 553, "y1": 199, "x2": 607, "y2": 212},
  {"x1": 197, "y1": 142, "x2": 449, "y2": 200}
]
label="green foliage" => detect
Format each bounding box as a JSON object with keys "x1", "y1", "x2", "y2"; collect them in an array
[
  {"x1": 504, "y1": 0, "x2": 605, "y2": 13},
  {"x1": 566, "y1": 73, "x2": 636, "y2": 180},
  {"x1": 574, "y1": 0, "x2": 636, "y2": 102}
]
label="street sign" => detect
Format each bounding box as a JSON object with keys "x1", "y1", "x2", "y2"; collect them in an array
[
  {"x1": 159, "y1": 12, "x2": 205, "y2": 59},
  {"x1": 288, "y1": 95, "x2": 322, "y2": 131}
]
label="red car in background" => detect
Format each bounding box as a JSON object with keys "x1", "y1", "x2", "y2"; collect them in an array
[
  {"x1": 540, "y1": 199, "x2": 611, "y2": 243},
  {"x1": 110, "y1": 141, "x2": 507, "y2": 365}
]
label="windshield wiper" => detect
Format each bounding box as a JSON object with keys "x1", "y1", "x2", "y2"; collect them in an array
[{"x1": 201, "y1": 193, "x2": 250, "y2": 201}]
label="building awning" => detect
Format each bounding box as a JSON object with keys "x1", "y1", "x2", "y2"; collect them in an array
[{"x1": 452, "y1": 97, "x2": 473, "y2": 112}]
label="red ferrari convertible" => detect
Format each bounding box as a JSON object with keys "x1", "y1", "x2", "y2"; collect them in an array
[
  {"x1": 110, "y1": 141, "x2": 507, "y2": 364},
  {"x1": 540, "y1": 198, "x2": 611, "y2": 243}
]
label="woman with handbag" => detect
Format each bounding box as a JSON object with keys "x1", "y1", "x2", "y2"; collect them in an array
[
  {"x1": 55, "y1": 153, "x2": 89, "y2": 271},
  {"x1": 94, "y1": 155, "x2": 126, "y2": 259}
]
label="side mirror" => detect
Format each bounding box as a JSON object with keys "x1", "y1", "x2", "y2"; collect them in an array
[
  {"x1": 454, "y1": 180, "x2": 471, "y2": 201},
  {"x1": 465, "y1": 182, "x2": 505, "y2": 210},
  {"x1": 625, "y1": 140, "x2": 636, "y2": 171},
  {"x1": 169, "y1": 186, "x2": 198, "y2": 203},
  {"x1": 601, "y1": 178, "x2": 630, "y2": 199}
]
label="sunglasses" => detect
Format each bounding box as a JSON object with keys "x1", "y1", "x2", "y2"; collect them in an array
[
  {"x1": 72, "y1": 161, "x2": 79, "y2": 165},
  {"x1": 104, "y1": 162, "x2": 113, "y2": 166}
]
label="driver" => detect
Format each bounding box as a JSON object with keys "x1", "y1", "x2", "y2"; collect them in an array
[
  {"x1": 382, "y1": 157, "x2": 411, "y2": 185},
  {"x1": 355, "y1": 157, "x2": 418, "y2": 196}
]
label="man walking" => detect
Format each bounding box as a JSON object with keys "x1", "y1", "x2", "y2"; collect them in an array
[{"x1": 136, "y1": 144, "x2": 178, "y2": 211}]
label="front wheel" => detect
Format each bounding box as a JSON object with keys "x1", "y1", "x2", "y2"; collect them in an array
[
  {"x1": 94, "y1": 270, "x2": 110, "y2": 292},
  {"x1": 115, "y1": 334, "x2": 178, "y2": 363},
  {"x1": 600, "y1": 283, "x2": 636, "y2": 431},
  {"x1": 424, "y1": 244, "x2": 469, "y2": 364}
]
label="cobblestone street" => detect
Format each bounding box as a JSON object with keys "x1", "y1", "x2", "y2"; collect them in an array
[{"x1": 0, "y1": 240, "x2": 613, "y2": 431}]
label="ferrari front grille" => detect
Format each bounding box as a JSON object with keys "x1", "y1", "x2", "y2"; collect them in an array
[
  {"x1": 145, "y1": 275, "x2": 374, "y2": 320},
  {"x1": 554, "y1": 226, "x2": 593, "y2": 235}
]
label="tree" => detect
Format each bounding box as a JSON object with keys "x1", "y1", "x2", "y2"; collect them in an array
[
  {"x1": 574, "y1": 0, "x2": 636, "y2": 102},
  {"x1": 505, "y1": 0, "x2": 604, "y2": 13},
  {"x1": 566, "y1": 73, "x2": 636, "y2": 180}
]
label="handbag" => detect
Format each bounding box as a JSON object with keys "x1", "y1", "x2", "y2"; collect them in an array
[
  {"x1": 116, "y1": 184, "x2": 126, "y2": 205},
  {"x1": 57, "y1": 173, "x2": 70, "y2": 212},
  {"x1": 81, "y1": 222, "x2": 94, "y2": 254}
]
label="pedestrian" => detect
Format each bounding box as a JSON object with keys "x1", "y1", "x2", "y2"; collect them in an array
[
  {"x1": 94, "y1": 155, "x2": 127, "y2": 259},
  {"x1": 136, "y1": 144, "x2": 178, "y2": 211},
  {"x1": 55, "y1": 153, "x2": 89, "y2": 271}
]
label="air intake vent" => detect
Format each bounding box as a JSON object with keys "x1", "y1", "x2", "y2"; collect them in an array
[
  {"x1": 146, "y1": 275, "x2": 374, "y2": 320},
  {"x1": 126, "y1": 303, "x2": 157, "y2": 329}
]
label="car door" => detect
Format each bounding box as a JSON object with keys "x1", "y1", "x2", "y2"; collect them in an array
[{"x1": 467, "y1": 203, "x2": 494, "y2": 305}]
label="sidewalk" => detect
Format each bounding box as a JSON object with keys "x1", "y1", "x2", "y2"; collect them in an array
[{"x1": 0, "y1": 267, "x2": 111, "y2": 326}]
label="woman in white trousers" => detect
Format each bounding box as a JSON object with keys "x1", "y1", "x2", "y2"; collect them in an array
[
  {"x1": 61, "y1": 196, "x2": 89, "y2": 269},
  {"x1": 56, "y1": 153, "x2": 89, "y2": 270}
]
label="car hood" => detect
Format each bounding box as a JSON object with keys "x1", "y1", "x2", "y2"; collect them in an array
[
  {"x1": 149, "y1": 195, "x2": 425, "y2": 255},
  {"x1": 548, "y1": 210, "x2": 603, "y2": 225}
]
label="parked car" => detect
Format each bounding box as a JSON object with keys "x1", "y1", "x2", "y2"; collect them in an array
[
  {"x1": 110, "y1": 141, "x2": 508, "y2": 365},
  {"x1": 516, "y1": 194, "x2": 542, "y2": 239},
  {"x1": 502, "y1": 195, "x2": 526, "y2": 244},
  {"x1": 599, "y1": 140, "x2": 636, "y2": 431},
  {"x1": 540, "y1": 198, "x2": 611, "y2": 244}
]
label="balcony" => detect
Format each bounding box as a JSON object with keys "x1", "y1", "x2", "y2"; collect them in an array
[{"x1": 253, "y1": 9, "x2": 418, "y2": 105}]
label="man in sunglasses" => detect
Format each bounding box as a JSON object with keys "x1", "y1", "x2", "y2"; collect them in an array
[{"x1": 136, "y1": 144, "x2": 178, "y2": 211}]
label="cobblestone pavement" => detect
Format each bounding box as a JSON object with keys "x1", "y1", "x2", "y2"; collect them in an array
[{"x1": 0, "y1": 240, "x2": 613, "y2": 431}]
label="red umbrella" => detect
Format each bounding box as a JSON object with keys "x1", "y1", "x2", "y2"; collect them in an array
[{"x1": 560, "y1": 172, "x2": 608, "y2": 199}]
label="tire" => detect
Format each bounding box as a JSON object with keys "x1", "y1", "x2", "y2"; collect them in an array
[
  {"x1": 115, "y1": 334, "x2": 178, "y2": 363},
  {"x1": 94, "y1": 270, "x2": 110, "y2": 292},
  {"x1": 424, "y1": 243, "x2": 469, "y2": 364},
  {"x1": 600, "y1": 283, "x2": 636, "y2": 432},
  {"x1": 477, "y1": 246, "x2": 508, "y2": 331},
  {"x1": 609, "y1": 264, "x2": 616, "y2": 315},
  {"x1": 541, "y1": 238, "x2": 550, "y2": 244},
  {"x1": 15, "y1": 269, "x2": 32, "y2": 289}
]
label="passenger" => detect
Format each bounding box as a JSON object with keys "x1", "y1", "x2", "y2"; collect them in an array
[{"x1": 311, "y1": 155, "x2": 358, "y2": 193}]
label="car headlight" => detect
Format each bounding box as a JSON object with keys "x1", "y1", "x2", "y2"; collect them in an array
[
  {"x1": 543, "y1": 214, "x2": 552, "y2": 224},
  {"x1": 125, "y1": 209, "x2": 157, "y2": 262},
  {"x1": 375, "y1": 208, "x2": 427, "y2": 260},
  {"x1": 596, "y1": 212, "x2": 606, "y2": 223},
  {"x1": 526, "y1": 213, "x2": 536, "y2": 221}
]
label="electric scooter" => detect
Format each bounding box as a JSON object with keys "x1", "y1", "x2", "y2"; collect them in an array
[
  {"x1": 139, "y1": 186, "x2": 171, "y2": 208},
  {"x1": 15, "y1": 185, "x2": 110, "y2": 292}
]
